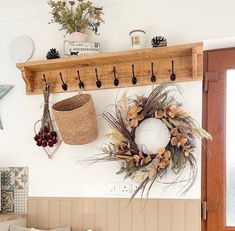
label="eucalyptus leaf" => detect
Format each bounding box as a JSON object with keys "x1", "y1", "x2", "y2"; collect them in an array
[{"x1": 48, "y1": 0, "x2": 104, "y2": 34}]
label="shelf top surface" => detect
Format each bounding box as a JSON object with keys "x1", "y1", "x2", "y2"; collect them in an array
[{"x1": 16, "y1": 42, "x2": 203, "y2": 72}]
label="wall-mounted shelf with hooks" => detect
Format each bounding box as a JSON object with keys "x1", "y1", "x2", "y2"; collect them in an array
[{"x1": 16, "y1": 42, "x2": 203, "y2": 95}]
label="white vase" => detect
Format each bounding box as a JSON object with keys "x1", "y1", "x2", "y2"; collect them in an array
[{"x1": 69, "y1": 32, "x2": 87, "y2": 43}]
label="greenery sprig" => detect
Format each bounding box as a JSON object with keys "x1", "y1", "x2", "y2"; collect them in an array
[{"x1": 48, "y1": 0, "x2": 104, "y2": 34}]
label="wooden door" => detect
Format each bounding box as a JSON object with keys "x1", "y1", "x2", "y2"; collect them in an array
[{"x1": 203, "y1": 48, "x2": 235, "y2": 231}]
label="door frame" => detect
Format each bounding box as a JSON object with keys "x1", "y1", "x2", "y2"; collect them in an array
[
  {"x1": 202, "y1": 50, "x2": 208, "y2": 231},
  {"x1": 202, "y1": 47, "x2": 235, "y2": 231}
]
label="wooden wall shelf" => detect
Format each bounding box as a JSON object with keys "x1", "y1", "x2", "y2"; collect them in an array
[{"x1": 16, "y1": 42, "x2": 203, "y2": 95}]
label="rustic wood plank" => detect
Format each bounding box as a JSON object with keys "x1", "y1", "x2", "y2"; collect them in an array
[
  {"x1": 119, "y1": 200, "x2": 132, "y2": 231},
  {"x1": 72, "y1": 200, "x2": 84, "y2": 231},
  {"x1": 158, "y1": 200, "x2": 172, "y2": 231},
  {"x1": 94, "y1": 200, "x2": 106, "y2": 231},
  {"x1": 172, "y1": 200, "x2": 186, "y2": 231},
  {"x1": 132, "y1": 200, "x2": 146, "y2": 231},
  {"x1": 106, "y1": 200, "x2": 120, "y2": 231},
  {"x1": 27, "y1": 198, "x2": 38, "y2": 228},
  {"x1": 83, "y1": 200, "x2": 95, "y2": 230},
  {"x1": 48, "y1": 199, "x2": 60, "y2": 229},
  {"x1": 186, "y1": 201, "x2": 201, "y2": 231},
  {"x1": 145, "y1": 200, "x2": 158, "y2": 231},
  {"x1": 60, "y1": 200, "x2": 72, "y2": 228},
  {"x1": 37, "y1": 199, "x2": 49, "y2": 229},
  {"x1": 16, "y1": 43, "x2": 202, "y2": 70}
]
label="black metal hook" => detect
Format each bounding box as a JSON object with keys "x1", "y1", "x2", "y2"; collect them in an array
[
  {"x1": 170, "y1": 60, "x2": 176, "y2": 81},
  {"x1": 77, "y1": 70, "x2": 85, "y2": 89},
  {"x1": 113, "y1": 67, "x2": 119, "y2": 86},
  {"x1": 42, "y1": 74, "x2": 47, "y2": 84},
  {"x1": 42, "y1": 74, "x2": 49, "y2": 92},
  {"x1": 132, "y1": 65, "x2": 137, "y2": 85},
  {"x1": 60, "y1": 72, "x2": 68, "y2": 91},
  {"x1": 150, "y1": 62, "x2": 156, "y2": 83},
  {"x1": 95, "y1": 69, "x2": 102, "y2": 88}
]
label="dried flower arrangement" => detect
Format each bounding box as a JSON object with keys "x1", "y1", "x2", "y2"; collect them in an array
[
  {"x1": 34, "y1": 82, "x2": 61, "y2": 158},
  {"x1": 48, "y1": 0, "x2": 104, "y2": 34},
  {"x1": 98, "y1": 83, "x2": 211, "y2": 199}
]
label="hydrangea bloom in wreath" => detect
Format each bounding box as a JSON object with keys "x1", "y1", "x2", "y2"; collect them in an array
[{"x1": 98, "y1": 83, "x2": 211, "y2": 199}]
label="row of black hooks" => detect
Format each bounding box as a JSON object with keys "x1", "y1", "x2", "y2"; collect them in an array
[{"x1": 43, "y1": 61, "x2": 176, "y2": 91}]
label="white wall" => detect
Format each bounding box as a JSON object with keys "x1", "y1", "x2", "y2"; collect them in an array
[{"x1": 0, "y1": 0, "x2": 234, "y2": 199}]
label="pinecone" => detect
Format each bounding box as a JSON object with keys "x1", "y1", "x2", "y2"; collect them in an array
[
  {"x1": 46, "y1": 48, "x2": 60, "y2": 60},
  {"x1": 151, "y1": 36, "x2": 167, "y2": 48}
]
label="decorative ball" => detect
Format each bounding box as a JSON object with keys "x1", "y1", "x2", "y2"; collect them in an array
[{"x1": 135, "y1": 118, "x2": 171, "y2": 154}]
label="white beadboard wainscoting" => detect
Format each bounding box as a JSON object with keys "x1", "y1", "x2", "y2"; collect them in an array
[{"x1": 27, "y1": 197, "x2": 201, "y2": 231}]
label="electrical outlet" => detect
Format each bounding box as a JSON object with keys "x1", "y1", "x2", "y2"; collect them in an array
[
  {"x1": 107, "y1": 182, "x2": 119, "y2": 195},
  {"x1": 131, "y1": 183, "x2": 139, "y2": 194},
  {"x1": 119, "y1": 182, "x2": 131, "y2": 196}
]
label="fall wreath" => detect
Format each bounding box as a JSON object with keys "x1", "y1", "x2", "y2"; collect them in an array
[{"x1": 99, "y1": 83, "x2": 211, "y2": 199}]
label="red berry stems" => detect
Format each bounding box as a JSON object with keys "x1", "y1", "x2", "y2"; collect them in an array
[{"x1": 34, "y1": 81, "x2": 60, "y2": 158}]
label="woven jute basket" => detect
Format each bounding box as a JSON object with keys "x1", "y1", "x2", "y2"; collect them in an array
[{"x1": 52, "y1": 94, "x2": 98, "y2": 145}]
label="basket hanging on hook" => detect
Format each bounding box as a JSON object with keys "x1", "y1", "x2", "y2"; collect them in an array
[{"x1": 52, "y1": 93, "x2": 98, "y2": 145}]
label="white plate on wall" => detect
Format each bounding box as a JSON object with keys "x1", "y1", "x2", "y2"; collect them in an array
[{"x1": 9, "y1": 35, "x2": 34, "y2": 63}]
